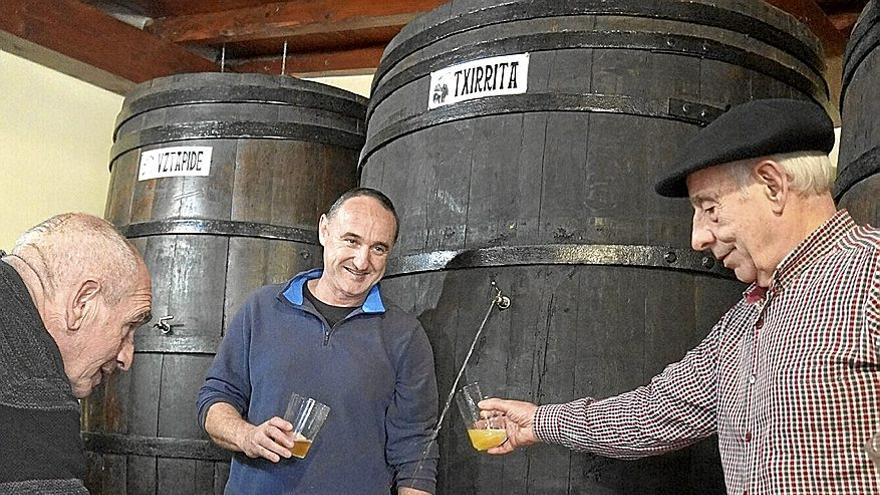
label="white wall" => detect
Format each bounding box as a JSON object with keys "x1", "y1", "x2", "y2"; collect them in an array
[
  {"x1": 831, "y1": 127, "x2": 841, "y2": 171},
  {"x1": 306, "y1": 74, "x2": 374, "y2": 97},
  {"x1": 0, "y1": 50, "x2": 123, "y2": 249}
]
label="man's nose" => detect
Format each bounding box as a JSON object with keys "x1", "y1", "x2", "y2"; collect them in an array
[
  {"x1": 691, "y1": 219, "x2": 715, "y2": 252},
  {"x1": 352, "y1": 246, "x2": 371, "y2": 269},
  {"x1": 116, "y1": 340, "x2": 134, "y2": 372}
]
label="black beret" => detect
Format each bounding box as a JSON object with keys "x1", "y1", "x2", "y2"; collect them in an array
[{"x1": 654, "y1": 98, "x2": 835, "y2": 198}]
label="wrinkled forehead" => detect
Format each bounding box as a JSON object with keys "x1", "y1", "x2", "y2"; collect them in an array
[
  {"x1": 129, "y1": 260, "x2": 153, "y2": 296},
  {"x1": 686, "y1": 164, "x2": 739, "y2": 201},
  {"x1": 331, "y1": 198, "x2": 396, "y2": 230}
]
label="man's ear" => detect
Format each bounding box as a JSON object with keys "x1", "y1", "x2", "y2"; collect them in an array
[
  {"x1": 67, "y1": 280, "x2": 101, "y2": 330},
  {"x1": 754, "y1": 160, "x2": 789, "y2": 214},
  {"x1": 318, "y1": 214, "x2": 329, "y2": 247}
]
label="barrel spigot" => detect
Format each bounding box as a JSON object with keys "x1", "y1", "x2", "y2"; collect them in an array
[
  {"x1": 490, "y1": 280, "x2": 511, "y2": 310},
  {"x1": 154, "y1": 315, "x2": 176, "y2": 335}
]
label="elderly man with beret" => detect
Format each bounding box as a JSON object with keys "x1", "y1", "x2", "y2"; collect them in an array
[{"x1": 479, "y1": 99, "x2": 880, "y2": 493}]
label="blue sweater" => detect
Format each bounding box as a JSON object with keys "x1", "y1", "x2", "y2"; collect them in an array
[{"x1": 197, "y1": 269, "x2": 439, "y2": 494}]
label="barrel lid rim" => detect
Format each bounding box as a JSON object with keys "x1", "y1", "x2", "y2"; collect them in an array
[
  {"x1": 113, "y1": 84, "x2": 367, "y2": 141},
  {"x1": 126, "y1": 72, "x2": 368, "y2": 106},
  {"x1": 376, "y1": 0, "x2": 824, "y2": 95}
]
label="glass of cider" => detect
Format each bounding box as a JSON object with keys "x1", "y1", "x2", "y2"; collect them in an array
[
  {"x1": 283, "y1": 393, "x2": 330, "y2": 459},
  {"x1": 456, "y1": 382, "x2": 507, "y2": 451}
]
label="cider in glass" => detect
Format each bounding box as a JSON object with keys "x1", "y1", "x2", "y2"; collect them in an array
[
  {"x1": 467, "y1": 428, "x2": 507, "y2": 451},
  {"x1": 457, "y1": 382, "x2": 508, "y2": 452},
  {"x1": 291, "y1": 438, "x2": 313, "y2": 459},
  {"x1": 283, "y1": 393, "x2": 330, "y2": 460}
]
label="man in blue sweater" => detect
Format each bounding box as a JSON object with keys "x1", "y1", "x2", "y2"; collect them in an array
[{"x1": 197, "y1": 188, "x2": 438, "y2": 494}]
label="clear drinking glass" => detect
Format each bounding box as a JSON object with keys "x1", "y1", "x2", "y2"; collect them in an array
[
  {"x1": 283, "y1": 393, "x2": 331, "y2": 459},
  {"x1": 456, "y1": 382, "x2": 507, "y2": 451}
]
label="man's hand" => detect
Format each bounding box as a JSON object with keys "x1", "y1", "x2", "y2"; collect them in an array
[
  {"x1": 236, "y1": 416, "x2": 295, "y2": 463},
  {"x1": 205, "y1": 403, "x2": 300, "y2": 463},
  {"x1": 477, "y1": 398, "x2": 541, "y2": 454},
  {"x1": 237, "y1": 416, "x2": 293, "y2": 462}
]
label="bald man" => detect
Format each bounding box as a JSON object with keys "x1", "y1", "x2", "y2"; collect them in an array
[
  {"x1": 198, "y1": 188, "x2": 438, "y2": 494},
  {"x1": 0, "y1": 213, "x2": 152, "y2": 494}
]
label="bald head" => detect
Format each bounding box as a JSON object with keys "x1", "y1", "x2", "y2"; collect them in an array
[
  {"x1": 12, "y1": 213, "x2": 142, "y2": 305},
  {"x1": 326, "y1": 188, "x2": 399, "y2": 244}
]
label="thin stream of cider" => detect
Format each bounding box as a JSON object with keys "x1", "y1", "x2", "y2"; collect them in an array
[{"x1": 407, "y1": 297, "x2": 502, "y2": 488}]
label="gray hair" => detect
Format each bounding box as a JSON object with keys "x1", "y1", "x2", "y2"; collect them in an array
[
  {"x1": 725, "y1": 151, "x2": 835, "y2": 197},
  {"x1": 12, "y1": 213, "x2": 141, "y2": 305}
]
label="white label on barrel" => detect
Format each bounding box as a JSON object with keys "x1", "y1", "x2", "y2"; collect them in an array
[
  {"x1": 428, "y1": 53, "x2": 530, "y2": 109},
  {"x1": 138, "y1": 146, "x2": 213, "y2": 181}
]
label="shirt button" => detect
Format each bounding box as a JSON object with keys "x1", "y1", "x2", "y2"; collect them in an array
[
  {"x1": 748, "y1": 374, "x2": 756, "y2": 384},
  {"x1": 755, "y1": 318, "x2": 764, "y2": 329},
  {"x1": 745, "y1": 431, "x2": 752, "y2": 442}
]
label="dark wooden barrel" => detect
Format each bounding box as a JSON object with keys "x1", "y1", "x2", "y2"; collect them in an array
[
  {"x1": 82, "y1": 72, "x2": 365, "y2": 494},
  {"x1": 360, "y1": 1, "x2": 827, "y2": 493},
  {"x1": 837, "y1": 0, "x2": 880, "y2": 225}
]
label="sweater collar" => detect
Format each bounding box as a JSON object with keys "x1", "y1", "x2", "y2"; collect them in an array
[{"x1": 280, "y1": 268, "x2": 386, "y2": 313}]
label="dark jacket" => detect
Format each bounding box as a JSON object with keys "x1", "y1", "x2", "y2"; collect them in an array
[{"x1": 0, "y1": 260, "x2": 88, "y2": 494}]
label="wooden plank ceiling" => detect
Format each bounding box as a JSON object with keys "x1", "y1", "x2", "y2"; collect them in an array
[{"x1": 0, "y1": 0, "x2": 869, "y2": 97}]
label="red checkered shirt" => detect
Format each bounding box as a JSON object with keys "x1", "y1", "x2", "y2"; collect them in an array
[{"x1": 534, "y1": 210, "x2": 880, "y2": 494}]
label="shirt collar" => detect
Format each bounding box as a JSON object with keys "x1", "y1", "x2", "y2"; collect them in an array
[
  {"x1": 280, "y1": 268, "x2": 386, "y2": 313},
  {"x1": 743, "y1": 284, "x2": 767, "y2": 304},
  {"x1": 768, "y1": 209, "x2": 856, "y2": 294}
]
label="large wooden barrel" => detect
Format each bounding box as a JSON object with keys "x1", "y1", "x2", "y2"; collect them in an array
[
  {"x1": 837, "y1": 0, "x2": 879, "y2": 225},
  {"x1": 361, "y1": 1, "x2": 828, "y2": 493},
  {"x1": 82, "y1": 73, "x2": 365, "y2": 494}
]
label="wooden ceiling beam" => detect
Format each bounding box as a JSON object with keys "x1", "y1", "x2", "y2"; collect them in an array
[
  {"x1": 146, "y1": 0, "x2": 447, "y2": 45},
  {"x1": 764, "y1": 0, "x2": 848, "y2": 55},
  {"x1": 0, "y1": 0, "x2": 220, "y2": 94},
  {"x1": 229, "y1": 45, "x2": 384, "y2": 77}
]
